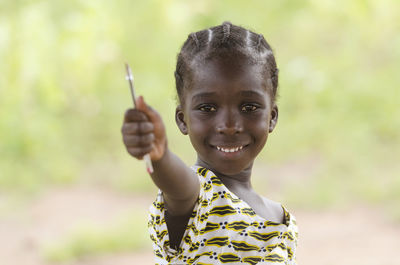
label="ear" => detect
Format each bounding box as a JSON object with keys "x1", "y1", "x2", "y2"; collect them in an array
[
  {"x1": 268, "y1": 104, "x2": 278, "y2": 133},
  {"x1": 175, "y1": 105, "x2": 188, "y2": 135}
]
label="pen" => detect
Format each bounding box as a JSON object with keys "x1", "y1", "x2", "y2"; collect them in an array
[{"x1": 125, "y1": 63, "x2": 154, "y2": 174}]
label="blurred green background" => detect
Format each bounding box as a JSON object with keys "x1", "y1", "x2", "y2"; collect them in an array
[{"x1": 1, "y1": 0, "x2": 399, "y2": 262}]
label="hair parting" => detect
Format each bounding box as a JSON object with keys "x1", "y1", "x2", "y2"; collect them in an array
[{"x1": 222, "y1": 21, "x2": 232, "y2": 43}]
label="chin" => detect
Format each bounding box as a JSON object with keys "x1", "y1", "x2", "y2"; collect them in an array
[
  {"x1": 196, "y1": 148, "x2": 255, "y2": 176},
  {"x1": 203, "y1": 161, "x2": 252, "y2": 177}
]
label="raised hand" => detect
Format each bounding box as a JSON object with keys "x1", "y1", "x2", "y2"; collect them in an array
[{"x1": 121, "y1": 96, "x2": 166, "y2": 161}]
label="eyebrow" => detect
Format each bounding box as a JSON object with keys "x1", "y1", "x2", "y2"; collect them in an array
[
  {"x1": 191, "y1": 92, "x2": 217, "y2": 102},
  {"x1": 238, "y1": 90, "x2": 264, "y2": 98}
]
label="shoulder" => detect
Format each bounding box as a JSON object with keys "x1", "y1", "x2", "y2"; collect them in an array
[{"x1": 261, "y1": 197, "x2": 285, "y2": 224}]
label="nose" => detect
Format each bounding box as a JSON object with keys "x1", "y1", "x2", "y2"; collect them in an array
[{"x1": 216, "y1": 109, "x2": 243, "y2": 135}]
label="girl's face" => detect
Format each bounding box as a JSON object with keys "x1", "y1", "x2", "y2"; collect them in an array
[{"x1": 176, "y1": 56, "x2": 278, "y2": 176}]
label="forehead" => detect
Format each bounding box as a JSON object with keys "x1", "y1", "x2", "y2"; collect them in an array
[{"x1": 185, "y1": 55, "x2": 273, "y2": 99}]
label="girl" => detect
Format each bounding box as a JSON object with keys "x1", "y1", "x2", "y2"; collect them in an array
[{"x1": 122, "y1": 22, "x2": 298, "y2": 264}]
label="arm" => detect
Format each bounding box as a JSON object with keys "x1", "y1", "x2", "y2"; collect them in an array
[{"x1": 121, "y1": 96, "x2": 199, "y2": 216}]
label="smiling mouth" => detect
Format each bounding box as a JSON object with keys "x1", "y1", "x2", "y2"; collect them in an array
[{"x1": 216, "y1": 146, "x2": 244, "y2": 153}]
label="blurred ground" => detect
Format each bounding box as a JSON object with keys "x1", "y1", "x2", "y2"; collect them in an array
[{"x1": 1, "y1": 187, "x2": 399, "y2": 265}]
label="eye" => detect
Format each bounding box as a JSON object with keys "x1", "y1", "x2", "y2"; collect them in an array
[
  {"x1": 199, "y1": 104, "x2": 217, "y2": 112},
  {"x1": 241, "y1": 104, "x2": 258, "y2": 112}
]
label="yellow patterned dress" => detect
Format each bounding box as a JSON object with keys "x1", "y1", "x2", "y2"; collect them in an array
[{"x1": 148, "y1": 167, "x2": 298, "y2": 265}]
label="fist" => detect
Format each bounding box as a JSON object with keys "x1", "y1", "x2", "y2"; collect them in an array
[{"x1": 121, "y1": 96, "x2": 166, "y2": 161}]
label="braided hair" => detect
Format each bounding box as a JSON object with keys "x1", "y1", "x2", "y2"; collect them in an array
[{"x1": 175, "y1": 22, "x2": 279, "y2": 104}]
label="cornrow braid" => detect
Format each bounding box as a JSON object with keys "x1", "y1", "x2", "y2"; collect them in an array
[
  {"x1": 271, "y1": 68, "x2": 279, "y2": 94},
  {"x1": 256, "y1": 34, "x2": 263, "y2": 50},
  {"x1": 249, "y1": 32, "x2": 278, "y2": 96},
  {"x1": 175, "y1": 22, "x2": 279, "y2": 103},
  {"x1": 190, "y1": 32, "x2": 200, "y2": 49}
]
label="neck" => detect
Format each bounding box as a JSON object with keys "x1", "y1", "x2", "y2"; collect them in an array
[{"x1": 218, "y1": 172, "x2": 253, "y2": 194}]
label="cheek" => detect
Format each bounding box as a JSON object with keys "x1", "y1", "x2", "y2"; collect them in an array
[
  {"x1": 187, "y1": 117, "x2": 208, "y2": 144},
  {"x1": 260, "y1": 119, "x2": 270, "y2": 133},
  {"x1": 247, "y1": 113, "x2": 270, "y2": 132},
  {"x1": 256, "y1": 124, "x2": 269, "y2": 141},
  {"x1": 250, "y1": 118, "x2": 270, "y2": 146},
  {"x1": 188, "y1": 113, "x2": 210, "y2": 132}
]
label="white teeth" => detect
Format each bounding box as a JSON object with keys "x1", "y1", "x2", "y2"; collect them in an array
[{"x1": 216, "y1": 146, "x2": 243, "y2": 153}]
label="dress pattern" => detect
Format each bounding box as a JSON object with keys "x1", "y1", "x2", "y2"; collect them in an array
[{"x1": 148, "y1": 167, "x2": 298, "y2": 264}]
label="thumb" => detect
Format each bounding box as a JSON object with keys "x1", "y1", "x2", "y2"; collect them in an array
[
  {"x1": 136, "y1": 96, "x2": 161, "y2": 124},
  {"x1": 136, "y1": 95, "x2": 149, "y2": 112}
]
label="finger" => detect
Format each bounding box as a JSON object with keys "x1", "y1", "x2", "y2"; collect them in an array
[
  {"x1": 123, "y1": 133, "x2": 155, "y2": 147},
  {"x1": 124, "y1": 108, "x2": 149, "y2": 123},
  {"x1": 127, "y1": 146, "x2": 153, "y2": 158},
  {"x1": 121, "y1": 121, "x2": 154, "y2": 134}
]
